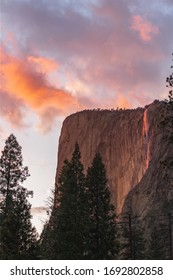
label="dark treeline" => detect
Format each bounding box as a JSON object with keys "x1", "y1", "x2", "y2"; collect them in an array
[
  {"x1": 40, "y1": 143, "x2": 173, "y2": 260},
  {"x1": 0, "y1": 134, "x2": 172, "y2": 260}
]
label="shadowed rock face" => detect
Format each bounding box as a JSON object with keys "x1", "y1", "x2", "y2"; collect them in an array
[
  {"x1": 122, "y1": 102, "x2": 173, "y2": 223},
  {"x1": 55, "y1": 100, "x2": 173, "y2": 215}
]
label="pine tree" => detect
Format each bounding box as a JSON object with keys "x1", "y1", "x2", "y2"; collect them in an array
[
  {"x1": 0, "y1": 134, "x2": 39, "y2": 259},
  {"x1": 166, "y1": 52, "x2": 173, "y2": 110},
  {"x1": 164, "y1": 52, "x2": 173, "y2": 139},
  {"x1": 39, "y1": 220, "x2": 55, "y2": 259},
  {"x1": 50, "y1": 143, "x2": 88, "y2": 259},
  {"x1": 39, "y1": 188, "x2": 57, "y2": 259},
  {"x1": 147, "y1": 225, "x2": 167, "y2": 260},
  {"x1": 159, "y1": 52, "x2": 173, "y2": 166},
  {"x1": 118, "y1": 215, "x2": 146, "y2": 260},
  {"x1": 132, "y1": 222, "x2": 146, "y2": 259},
  {"x1": 85, "y1": 153, "x2": 118, "y2": 259}
]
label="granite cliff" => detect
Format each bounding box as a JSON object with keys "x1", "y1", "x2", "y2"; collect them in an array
[{"x1": 55, "y1": 100, "x2": 173, "y2": 219}]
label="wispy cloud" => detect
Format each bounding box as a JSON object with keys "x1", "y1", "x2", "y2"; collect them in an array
[
  {"x1": 27, "y1": 56, "x2": 58, "y2": 74},
  {"x1": 1, "y1": 0, "x2": 173, "y2": 131},
  {"x1": 131, "y1": 15, "x2": 159, "y2": 42},
  {"x1": 0, "y1": 90, "x2": 27, "y2": 128}
]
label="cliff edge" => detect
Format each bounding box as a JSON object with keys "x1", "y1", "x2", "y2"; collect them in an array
[{"x1": 55, "y1": 100, "x2": 172, "y2": 215}]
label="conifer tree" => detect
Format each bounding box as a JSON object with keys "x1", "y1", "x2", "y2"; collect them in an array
[
  {"x1": 0, "y1": 134, "x2": 39, "y2": 259},
  {"x1": 39, "y1": 188, "x2": 57, "y2": 259},
  {"x1": 164, "y1": 52, "x2": 173, "y2": 130},
  {"x1": 39, "y1": 220, "x2": 54, "y2": 259},
  {"x1": 159, "y1": 52, "x2": 173, "y2": 167},
  {"x1": 85, "y1": 153, "x2": 118, "y2": 259},
  {"x1": 166, "y1": 52, "x2": 173, "y2": 110},
  {"x1": 147, "y1": 225, "x2": 167, "y2": 260},
  {"x1": 50, "y1": 143, "x2": 88, "y2": 259},
  {"x1": 133, "y1": 228, "x2": 146, "y2": 259},
  {"x1": 118, "y1": 215, "x2": 146, "y2": 260}
]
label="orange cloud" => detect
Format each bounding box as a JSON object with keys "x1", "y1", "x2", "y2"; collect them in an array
[
  {"x1": 1, "y1": 47, "x2": 81, "y2": 115},
  {"x1": 131, "y1": 15, "x2": 159, "y2": 41},
  {"x1": 116, "y1": 95, "x2": 131, "y2": 109},
  {"x1": 27, "y1": 56, "x2": 58, "y2": 74}
]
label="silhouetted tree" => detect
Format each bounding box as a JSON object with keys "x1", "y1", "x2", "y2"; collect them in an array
[
  {"x1": 147, "y1": 225, "x2": 167, "y2": 259},
  {"x1": 0, "y1": 134, "x2": 39, "y2": 259},
  {"x1": 166, "y1": 52, "x2": 173, "y2": 109},
  {"x1": 39, "y1": 188, "x2": 56, "y2": 259},
  {"x1": 159, "y1": 52, "x2": 173, "y2": 148},
  {"x1": 39, "y1": 220, "x2": 54, "y2": 259},
  {"x1": 48, "y1": 143, "x2": 88, "y2": 259},
  {"x1": 118, "y1": 215, "x2": 146, "y2": 260},
  {"x1": 146, "y1": 206, "x2": 173, "y2": 260},
  {"x1": 85, "y1": 153, "x2": 118, "y2": 259}
]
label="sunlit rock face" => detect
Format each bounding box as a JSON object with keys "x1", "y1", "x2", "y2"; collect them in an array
[
  {"x1": 55, "y1": 100, "x2": 173, "y2": 215},
  {"x1": 122, "y1": 101, "x2": 173, "y2": 222}
]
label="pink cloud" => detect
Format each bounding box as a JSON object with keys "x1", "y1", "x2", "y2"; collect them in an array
[
  {"x1": 27, "y1": 56, "x2": 58, "y2": 74},
  {"x1": 0, "y1": 47, "x2": 83, "y2": 130},
  {"x1": 131, "y1": 15, "x2": 159, "y2": 41},
  {"x1": 0, "y1": 91, "x2": 27, "y2": 128},
  {"x1": 1, "y1": 0, "x2": 172, "y2": 130}
]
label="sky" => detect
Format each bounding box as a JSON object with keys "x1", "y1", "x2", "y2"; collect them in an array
[{"x1": 0, "y1": 0, "x2": 173, "y2": 233}]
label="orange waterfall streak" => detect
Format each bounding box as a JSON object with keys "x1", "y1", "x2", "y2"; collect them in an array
[
  {"x1": 142, "y1": 109, "x2": 149, "y2": 138},
  {"x1": 142, "y1": 108, "x2": 150, "y2": 169}
]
